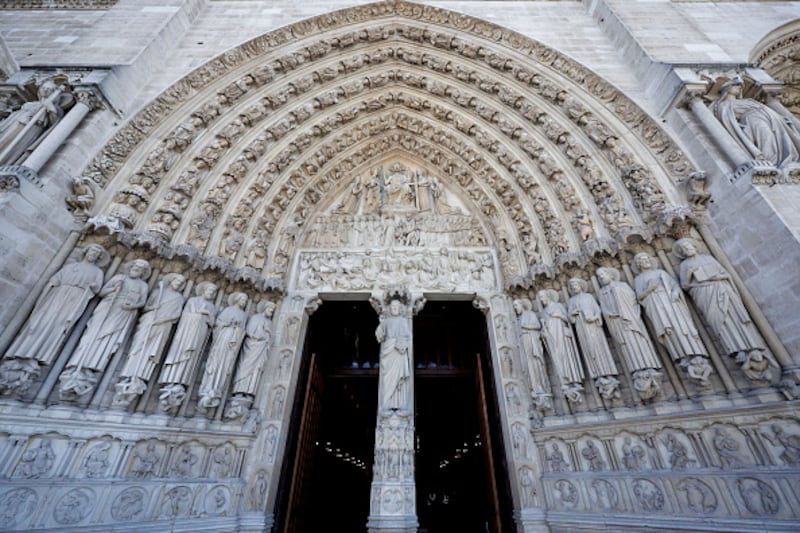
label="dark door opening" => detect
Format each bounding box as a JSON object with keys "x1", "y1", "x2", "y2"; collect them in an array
[
  {"x1": 276, "y1": 301, "x2": 380, "y2": 533},
  {"x1": 414, "y1": 301, "x2": 515, "y2": 533}
]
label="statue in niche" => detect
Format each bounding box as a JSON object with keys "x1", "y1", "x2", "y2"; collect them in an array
[
  {"x1": 622, "y1": 436, "x2": 646, "y2": 470},
  {"x1": 632, "y1": 252, "x2": 712, "y2": 387},
  {"x1": 225, "y1": 300, "x2": 276, "y2": 421},
  {"x1": 81, "y1": 441, "x2": 111, "y2": 478},
  {"x1": 249, "y1": 469, "x2": 269, "y2": 511},
  {"x1": 711, "y1": 77, "x2": 800, "y2": 169},
  {"x1": 674, "y1": 238, "x2": 778, "y2": 383},
  {"x1": 375, "y1": 296, "x2": 413, "y2": 413},
  {"x1": 537, "y1": 289, "x2": 584, "y2": 404},
  {"x1": 171, "y1": 446, "x2": 198, "y2": 478},
  {"x1": 15, "y1": 439, "x2": 55, "y2": 478},
  {"x1": 59, "y1": 259, "x2": 150, "y2": 401},
  {"x1": 568, "y1": 278, "x2": 620, "y2": 400},
  {"x1": 130, "y1": 442, "x2": 160, "y2": 478},
  {"x1": 0, "y1": 77, "x2": 72, "y2": 165},
  {"x1": 547, "y1": 443, "x2": 570, "y2": 472},
  {"x1": 0, "y1": 244, "x2": 107, "y2": 395},
  {"x1": 664, "y1": 432, "x2": 695, "y2": 469},
  {"x1": 581, "y1": 440, "x2": 606, "y2": 471},
  {"x1": 198, "y1": 292, "x2": 249, "y2": 411},
  {"x1": 513, "y1": 298, "x2": 552, "y2": 410},
  {"x1": 113, "y1": 273, "x2": 186, "y2": 408},
  {"x1": 762, "y1": 423, "x2": 800, "y2": 465},
  {"x1": 711, "y1": 427, "x2": 747, "y2": 469},
  {"x1": 596, "y1": 267, "x2": 663, "y2": 400},
  {"x1": 158, "y1": 281, "x2": 217, "y2": 412}
]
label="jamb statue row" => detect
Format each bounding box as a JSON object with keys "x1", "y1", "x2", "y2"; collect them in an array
[
  {"x1": 0, "y1": 245, "x2": 277, "y2": 421},
  {"x1": 512, "y1": 240, "x2": 778, "y2": 410}
]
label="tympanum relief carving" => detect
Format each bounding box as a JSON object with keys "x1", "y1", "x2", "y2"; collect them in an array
[{"x1": 294, "y1": 161, "x2": 498, "y2": 292}]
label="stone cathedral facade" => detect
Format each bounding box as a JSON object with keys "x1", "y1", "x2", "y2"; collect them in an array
[{"x1": 0, "y1": 1, "x2": 799, "y2": 531}]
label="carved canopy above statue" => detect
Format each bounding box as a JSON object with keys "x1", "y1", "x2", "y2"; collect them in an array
[{"x1": 84, "y1": 0, "x2": 693, "y2": 289}]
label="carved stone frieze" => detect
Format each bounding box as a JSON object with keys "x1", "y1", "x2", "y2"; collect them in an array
[{"x1": 295, "y1": 248, "x2": 496, "y2": 292}]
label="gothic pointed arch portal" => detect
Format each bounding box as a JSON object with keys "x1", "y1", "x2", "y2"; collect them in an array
[
  {"x1": 8, "y1": 1, "x2": 792, "y2": 532},
  {"x1": 74, "y1": 0, "x2": 705, "y2": 529}
]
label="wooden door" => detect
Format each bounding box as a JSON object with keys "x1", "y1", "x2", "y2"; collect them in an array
[
  {"x1": 475, "y1": 352, "x2": 503, "y2": 533},
  {"x1": 284, "y1": 352, "x2": 323, "y2": 533}
]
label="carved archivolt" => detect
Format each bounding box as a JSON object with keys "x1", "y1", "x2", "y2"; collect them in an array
[
  {"x1": 752, "y1": 20, "x2": 800, "y2": 117},
  {"x1": 82, "y1": 0, "x2": 693, "y2": 288}
]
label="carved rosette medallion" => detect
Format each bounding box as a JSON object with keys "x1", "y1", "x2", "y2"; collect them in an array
[
  {"x1": 110, "y1": 487, "x2": 147, "y2": 522},
  {"x1": 0, "y1": 488, "x2": 38, "y2": 529},
  {"x1": 53, "y1": 487, "x2": 94, "y2": 525}
]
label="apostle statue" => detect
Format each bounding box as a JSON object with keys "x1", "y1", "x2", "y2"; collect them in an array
[
  {"x1": 537, "y1": 289, "x2": 584, "y2": 404},
  {"x1": 59, "y1": 259, "x2": 150, "y2": 400},
  {"x1": 711, "y1": 77, "x2": 800, "y2": 169},
  {"x1": 375, "y1": 296, "x2": 413, "y2": 413},
  {"x1": 225, "y1": 300, "x2": 276, "y2": 421},
  {"x1": 567, "y1": 278, "x2": 620, "y2": 400},
  {"x1": 596, "y1": 267, "x2": 663, "y2": 400},
  {"x1": 0, "y1": 244, "x2": 108, "y2": 395},
  {"x1": 0, "y1": 77, "x2": 72, "y2": 165},
  {"x1": 513, "y1": 297, "x2": 552, "y2": 410},
  {"x1": 158, "y1": 281, "x2": 217, "y2": 412},
  {"x1": 673, "y1": 238, "x2": 778, "y2": 382},
  {"x1": 632, "y1": 252, "x2": 712, "y2": 386},
  {"x1": 112, "y1": 273, "x2": 187, "y2": 408},
  {"x1": 197, "y1": 292, "x2": 249, "y2": 411}
]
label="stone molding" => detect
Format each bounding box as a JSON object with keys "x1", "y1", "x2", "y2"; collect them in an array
[
  {"x1": 80, "y1": 0, "x2": 695, "y2": 288},
  {"x1": 0, "y1": 0, "x2": 117, "y2": 9}
]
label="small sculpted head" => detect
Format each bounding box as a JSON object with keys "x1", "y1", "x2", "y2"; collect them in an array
[
  {"x1": 633, "y1": 252, "x2": 654, "y2": 272},
  {"x1": 568, "y1": 277, "x2": 587, "y2": 296}
]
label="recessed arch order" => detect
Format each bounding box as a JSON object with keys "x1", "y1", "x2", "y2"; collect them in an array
[{"x1": 84, "y1": 0, "x2": 695, "y2": 292}]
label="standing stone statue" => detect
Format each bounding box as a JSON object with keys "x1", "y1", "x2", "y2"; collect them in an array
[
  {"x1": 198, "y1": 292, "x2": 249, "y2": 411},
  {"x1": 158, "y1": 281, "x2": 217, "y2": 412},
  {"x1": 537, "y1": 289, "x2": 584, "y2": 404},
  {"x1": 712, "y1": 77, "x2": 800, "y2": 169},
  {"x1": 596, "y1": 267, "x2": 663, "y2": 400},
  {"x1": 375, "y1": 297, "x2": 413, "y2": 413},
  {"x1": 225, "y1": 300, "x2": 276, "y2": 421},
  {"x1": 59, "y1": 259, "x2": 150, "y2": 400},
  {"x1": 632, "y1": 252, "x2": 712, "y2": 386},
  {"x1": 0, "y1": 78, "x2": 71, "y2": 165},
  {"x1": 513, "y1": 298, "x2": 552, "y2": 410},
  {"x1": 0, "y1": 244, "x2": 107, "y2": 395},
  {"x1": 112, "y1": 273, "x2": 187, "y2": 408},
  {"x1": 674, "y1": 238, "x2": 778, "y2": 383},
  {"x1": 567, "y1": 278, "x2": 620, "y2": 400}
]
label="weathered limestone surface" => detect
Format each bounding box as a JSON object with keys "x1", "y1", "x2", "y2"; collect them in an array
[{"x1": 0, "y1": 1, "x2": 798, "y2": 532}]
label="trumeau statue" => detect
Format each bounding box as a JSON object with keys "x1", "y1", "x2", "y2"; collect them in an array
[
  {"x1": 198, "y1": 292, "x2": 249, "y2": 411},
  {"x1": 674, "y1": 238, "x2": 778, "y2": 382},
  {"x1": 567, "y1": 278, "x2": 620, "y2": 400},
  {"x1": 712, "y1": 77, "x2": 800, "y2": 169},
  {"x1": 59, "y1": 259, "x2": 150, "y2": 401},
  {"x1": 158, "y1": 281, "x2": 217, "y2": 412},
  {"x1": 0, "y1": 244, "x2": 108, "y2": 395},
  {"x1": 537, "y1": 288, "x2": 584, "y2": 404},
  {"x1": 596, "y1": 267, "x2": 663, "y2": 400},
  {"x1": 513, "y1": 298, "x2": 552, "y2": 410},
  {"x1": 374, "y1": 295, "x2": 414, "y2": 414},
  {"x1": 113, "y1": 273, "x2": 187, "y2": 408},
  {"x1": 0, "y1": 77, "x2": 72, "y2": 165},
  {"x1": 632, "y1": 252, "x2": 713, "y2": 386},
  {"x1": 225, "y1": 300, "x2": 276, "y2": 421}
]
